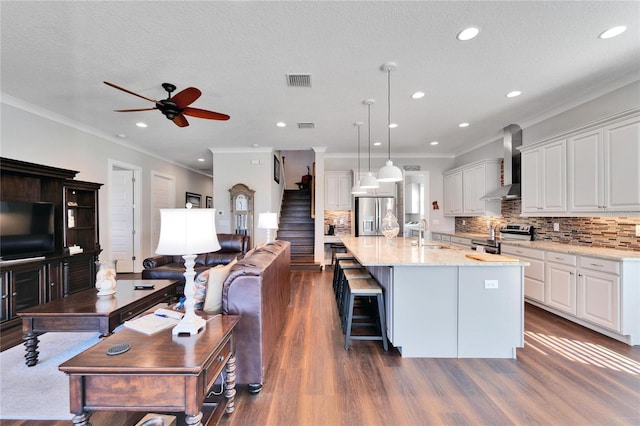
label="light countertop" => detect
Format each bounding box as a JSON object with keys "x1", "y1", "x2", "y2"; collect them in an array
[{"x1": 340, "y1": 236, "x2": 528, "y2": 267}]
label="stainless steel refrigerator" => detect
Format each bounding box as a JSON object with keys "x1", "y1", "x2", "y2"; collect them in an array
[{"x1": 355, "y1": 196, "x2": 397, "y2": 236}]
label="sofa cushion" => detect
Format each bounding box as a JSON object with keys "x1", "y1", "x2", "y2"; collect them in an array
[{"x1": 204, "y1": 257, "x2": 237, "y2": 314}]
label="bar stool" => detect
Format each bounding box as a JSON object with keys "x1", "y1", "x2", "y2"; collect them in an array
[
  {"x1": 330, "y1": 242, "x2": 347, "y2": 267},
  {"x1": 339, "y1": 268, "x2": 372, "y2": 327},
  {"x1": 343, "y1": 277, "x2": 388, "y2": 351},
  {"x1": 332, "y1": 253, "x2": 355, "y2": 296},
  {"x1": 334, "y1": 260, "x2": 365, "y2": 304}
]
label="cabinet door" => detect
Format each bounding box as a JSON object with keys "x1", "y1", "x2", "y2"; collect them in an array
[
  {"x1": 46, "y1": 261, "x2": 64, "y2": 301},
  {"x1": 463, "y1": 164, "x2": 484, "y2": 214},
  {"x1": 325, "y1": 172, "x2": 352, "y2": 210},
  {"x1": 568, "y1": 129, "x2": 603, "y2": 211},
  {"x1": 604, "y1": 116, "x2": 640, "y2": 211},
  {"x1": 0, "y1": 271, "x2": 9, "y2": 323},
  {"x1": 545, "y1": 262, "x2": 576, "y2": 315},
  {"x1": 443, "y1": 171, "x2": 463, "y2": 216},
  {"x1": 521, "y1": 149, "x2": 542, "y2": 213},
  {"x1": 577, "y1": 270, "x2": 620, "y2": 332},
  {"x1": 541, "y1": 141, "x2": 566, "y2": 212}
]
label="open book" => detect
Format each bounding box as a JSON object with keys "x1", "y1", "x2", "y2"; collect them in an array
[{"x1": 123, "y1": 308, "x2": 184, "y2": 335}]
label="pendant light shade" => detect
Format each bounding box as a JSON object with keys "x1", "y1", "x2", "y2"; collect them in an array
[
  {"x1": 360, "y1": 99, "x2": 379, "y2": 189},
  {"x1": 351, "y1": 122, "x2": 367, "y2": 194},
  {"x1": 377, "y1": 62, "x2": 403, "y2": 183}
]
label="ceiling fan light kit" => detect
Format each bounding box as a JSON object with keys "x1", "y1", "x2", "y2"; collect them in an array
[
  {"x1": 377, "y1": 62, "x2": 403, "y2": 183},
  {"x1": 104, "y1": 81, "x2": 230, "y2": 128},
  {"x1": 360, "y1": 99, "x2": 380, "y2": 189}
]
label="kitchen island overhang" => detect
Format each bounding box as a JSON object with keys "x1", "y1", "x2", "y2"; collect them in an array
[{"x1": 340, "y1": 236, "x2": 529, "y2": 358}]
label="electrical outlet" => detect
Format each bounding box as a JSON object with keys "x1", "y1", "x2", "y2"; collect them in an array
[
  {"x1": 553, "y1": 223, "x2": 560, "y2": 232},
  {"x1": 484, "y1": 280, "x2": 499, "y2": 289},
  {"x1": 462, "y1": 220, "x2": 466, "y2": 225},
  {"x1": 636, "y1": 224, "x2": 640, "y2": 237}
]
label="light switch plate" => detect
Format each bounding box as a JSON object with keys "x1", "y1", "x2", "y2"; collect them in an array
[
  {"x1": 484, "y1": 280, "x2": 499, "y2": 289},
  {"x1": 553, "y1": 223, "x2": 560, "y2": 232}
]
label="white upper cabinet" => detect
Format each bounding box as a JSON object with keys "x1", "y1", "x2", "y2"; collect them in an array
[
  {"x1": 521, "y1": 140, "x2": 566, "y2": 214},
  {"x1": 325, "y1": 171, "x2": 352, "y2": 210},
  {"x1": 604, "y1": 116, "x2": 640, "y2": 212},
  {"x1": 443, "y1": 160, "x2": 500, "y2": 217},
  {"x1": 568, "y1": 115, "x2": 640, "y2": 213}
]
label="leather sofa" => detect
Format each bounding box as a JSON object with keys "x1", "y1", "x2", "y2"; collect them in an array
[
  {"x1": 142, "y1": 233, "x2": 250, "y2": 283},
  {"x1": 222, "y1": 240, "x2": 291, "y2": 394}
]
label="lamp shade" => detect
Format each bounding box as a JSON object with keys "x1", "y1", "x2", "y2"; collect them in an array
[
  {"x1": 377, "y1": 159, "x2": 403, "y2": 182},
  {"x1": 156, "y1": 208, "x2": 220, "y2": 255},
  {"x1": 258, "y1": 212, "x2": 278, "y2": 229},
  {"x1": 360, "y1": 172, "x2": 379, "y2": 189},
  {"x1": 351, "y1": 180, "x2": 367, "y2": 195}
]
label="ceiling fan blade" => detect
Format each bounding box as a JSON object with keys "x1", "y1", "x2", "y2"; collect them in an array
[
  {"x1": 183, "y1": 107, "x2": 230, "y2": 121},
  {"x1": 104, "y1": 81, "x2": 158, "y2": 103},
  {"x1": 173, "y1": 114, "x2": 189, "y2": 127},
  {"x1": 171, "y1": 87, "x2": 201, "y2": 109},
  {"x1": 114, "y1": 107, "x2": 157, "y2": 112}
]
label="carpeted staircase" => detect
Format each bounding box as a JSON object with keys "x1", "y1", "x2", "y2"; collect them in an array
[{"x1": 277, "y1": 189, "x2": 321, "y2": 271}]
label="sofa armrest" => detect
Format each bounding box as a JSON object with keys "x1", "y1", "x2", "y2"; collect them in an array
[{"x1": 143, "y1": 255, "x2": 172, "y2": 269}]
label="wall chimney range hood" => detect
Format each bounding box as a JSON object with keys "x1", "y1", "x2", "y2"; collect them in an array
[{"x1": 482, "y1": 124, "x2": 522, "y2": 200}]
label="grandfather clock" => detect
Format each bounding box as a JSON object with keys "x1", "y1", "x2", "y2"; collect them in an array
[{"x1": 229, "y1": 183, "x2": 254, "y2": 240}]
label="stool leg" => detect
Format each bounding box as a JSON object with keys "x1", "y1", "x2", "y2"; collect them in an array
[
  {"x1": 376, "y1": 293, "x2": 389, "y2": 351},
  {"x1": 344, "y1": 292, "x2": 356, "y2": 350}
]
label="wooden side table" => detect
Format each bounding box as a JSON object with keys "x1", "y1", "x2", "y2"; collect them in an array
[{"x1": 59, "y1": 314, "x2": 240, "y2": 426}]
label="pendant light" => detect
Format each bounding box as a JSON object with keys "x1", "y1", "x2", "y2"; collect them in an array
[
  {"x1": 351, "y1": 122, "x2": 367, "y2": 194},
  {"x1": 377, "y1": 62, "x2": 403, "y2": 182},
  {"x1": 359, "y1": 99, "x2": 380, "y2": 189}
]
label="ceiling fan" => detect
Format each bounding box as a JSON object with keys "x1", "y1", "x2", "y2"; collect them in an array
[{"x1": 104, "y1": 81, "x2": 230, "y2": 127}]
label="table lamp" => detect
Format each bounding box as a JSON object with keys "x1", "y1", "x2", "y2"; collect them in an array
[
  {"x1": 258, "y1": 212, "x2": 278, "y2": 243},
  {"x1": 156, "y1": 205, "x2": 220, "y2": 335}
]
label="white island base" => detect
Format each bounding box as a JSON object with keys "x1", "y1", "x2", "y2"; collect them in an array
[{"x1": 370, "y1": 265, "x2": 524, "y2": 358}]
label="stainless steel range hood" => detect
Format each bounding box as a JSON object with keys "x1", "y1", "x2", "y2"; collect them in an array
[{"x1": 482, "y1": 124, "x2": 522, "y2": 200}]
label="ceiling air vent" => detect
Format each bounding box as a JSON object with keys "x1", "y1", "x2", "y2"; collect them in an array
[
  {"x1": 286, "y1": 74, "x2": 312, "y2": 87},
  {"x1": 297, "y1": 122, "x2": 315, "y2": 129}
]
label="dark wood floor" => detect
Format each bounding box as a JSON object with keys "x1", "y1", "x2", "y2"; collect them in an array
[{"x1": 2, "y1": 270, "x2": 639, "y2": 425}]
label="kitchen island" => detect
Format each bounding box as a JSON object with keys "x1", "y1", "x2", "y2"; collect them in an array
[{"x1": 340, "y1": 236, "x2": 529, "y2": 358}]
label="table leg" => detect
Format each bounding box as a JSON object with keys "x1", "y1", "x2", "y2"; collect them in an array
[
  {"x1": 184, "y1": 411, "x2": 203, "y2": 426},
  {"x1": 71, "y1": 412, "x2": 91, "y2": 426},
  {"x1": 23, "y1": 331, "x2": 39, "y2": 366},
  {"x1": 224, "y1": 354, "x2": 237, "y2": 414}
]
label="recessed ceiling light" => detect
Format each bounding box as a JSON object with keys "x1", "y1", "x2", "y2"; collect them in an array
[
  {"x1": 116, "y1": 133, "x2": 126, "y2": 138},
  {"x1": 457, "y1": 27, "x2": 479, "y2": 41},
  {"x1": 506, "y1": 90, "x2": 522, "y2": 98},
  {"x1": 276, "y1": 122, "x2": 286, "y2": 127},
  {"x1": 197, "y1": 158, "x2": 205, "y2": 162},
  {"x1": 459, "y1": 122, "x2": 470, "y2": 128},
  {"x1": 598, "y1": 25, "x2": 627, "y2": 39},
  {"x1": 373, "y1": 142, "x2": 382, "y2": 146},
  {"x1": 411, "y1": 92, "x2": 425, "y2": 99},
  {"x1": 430, "y1": 141, "x2": 439, "y2": 146},
  {"x1": 135, "y1": 122, "x2": 147, "y2": 128},
  {"x1": 252, "y1": 143, "x2": 259, "y2": 147},
  {"x1": 389, "y1": 123, "x2": 398, "y2": 129}
]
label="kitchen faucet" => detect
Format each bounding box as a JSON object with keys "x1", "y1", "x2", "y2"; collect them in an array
[{"x1": 419, "y1": 219, "x2": 428, "y2": 246}]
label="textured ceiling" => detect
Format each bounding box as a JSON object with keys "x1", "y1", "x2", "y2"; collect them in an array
[{"x1": 1, "y1": 1, "x2": 639, "y2": 172}]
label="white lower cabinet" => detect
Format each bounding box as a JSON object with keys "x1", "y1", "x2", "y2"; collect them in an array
[
  {"x1": 501, "y1": 246, "x2": 545, "y2": 303},
  {"x1": 450, "y1": 236, "x2": 471, "y2": 248},
  {"x1": 545, "y1": 252, "x2": 577, "y2": 315},
  {"x1": 577, "y1": 257, "x2": 620, "y2": 332}
]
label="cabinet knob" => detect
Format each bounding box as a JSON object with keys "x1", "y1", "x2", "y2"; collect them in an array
[
  {"x1": 12, "y1": 292, "x2": 17, "y2": 296},
  {"x1": 218, "y1": 355, "x2": 225, "y2": 362},
  {"x1": 50, "y1": 282, "x2": 55, "y2": 287},
  {"x1": 1, "y1": 295, "x2": 6, "y2": 299},
  {"x1": 569, "y1": 272, "x2": 574, "y2": 275}
]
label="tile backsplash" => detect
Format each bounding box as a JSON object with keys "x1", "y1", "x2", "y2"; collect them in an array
[
  {"x1": 325, "y1": 210, "x2": 352, "y2": 235},
  {"x1": 455, "y1": 199, "x2": 640, "y2": 252}
]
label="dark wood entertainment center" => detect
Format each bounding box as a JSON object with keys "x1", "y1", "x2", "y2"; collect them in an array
[{"x1": 1, "y1": 157, "x2": 102, "y2": 330}]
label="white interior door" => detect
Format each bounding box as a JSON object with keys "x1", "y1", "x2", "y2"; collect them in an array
[
  {"x1": 151, "y1": 172, "x2": 175, "y2": 253},
  {"x1": 111, "y1": 169, "x2": 135, "y2": 272}
]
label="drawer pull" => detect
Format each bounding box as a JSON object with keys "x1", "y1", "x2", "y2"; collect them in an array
[
  {"x1": 569, "y1": 272, "x2": 574, "y2": 275},
  {"x1": 590, "y1": 263, "x2": 604, "y2": 268},
  {"x1": 554, "y1": 257, "x2": 564, "y2": 261},
  {"x1": 218, "y1": 355, "x2": 225, "y2": 362}
]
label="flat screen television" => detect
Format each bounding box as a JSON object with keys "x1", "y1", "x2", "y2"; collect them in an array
[{"x1": 0, "y1": 201, "x2": 55, "y2": 260}]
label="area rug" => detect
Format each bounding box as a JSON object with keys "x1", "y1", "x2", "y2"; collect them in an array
[{"x1": 0, "y1": 331, "x2": 102, "y2": 420}]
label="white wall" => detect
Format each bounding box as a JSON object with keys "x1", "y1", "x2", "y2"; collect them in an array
[
  {"x1": 1, "y1": 102, "x2": 213, "y2": 266},
  {"x1": 211, "y1": 150, "x2": 283, "y2": 246},
  {"x1": 281, "y1": 149, "x2": 314, "y2": 190}
]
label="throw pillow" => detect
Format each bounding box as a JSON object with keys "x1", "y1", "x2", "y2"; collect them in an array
[
  {"x1": 203, "y1": 258, "x2": 237, "y2": 314},
  {"x1": 193, "y1": 269, "x2": 211, "y2": 309}
]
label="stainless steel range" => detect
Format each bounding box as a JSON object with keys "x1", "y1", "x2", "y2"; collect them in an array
[{"x1": 471, "y1": 224, "x2": 533, "y2": 254}]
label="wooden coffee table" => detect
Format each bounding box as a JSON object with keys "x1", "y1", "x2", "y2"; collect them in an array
[
  {"x1": 17, "y1": 279, "x2": 178, "y2": 366},
  {"x1": 59, "y1": 314, "x2": 240, "y2": 426}
]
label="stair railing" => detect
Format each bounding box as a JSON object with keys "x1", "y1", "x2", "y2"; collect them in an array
[{"x1": 311, "y1": 162, "x2": 315, "y2": 218}]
